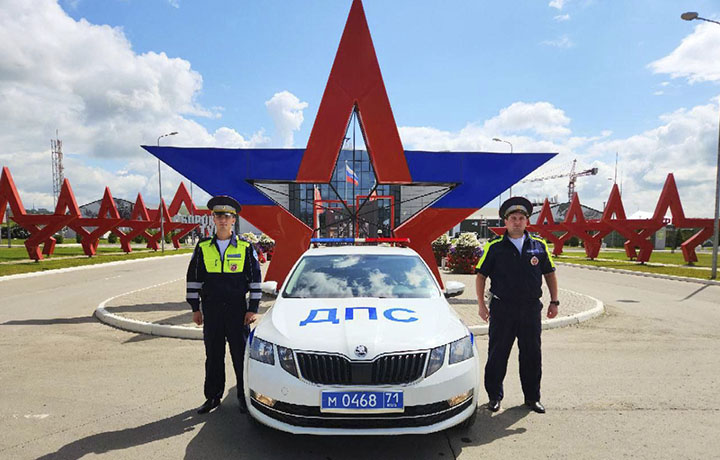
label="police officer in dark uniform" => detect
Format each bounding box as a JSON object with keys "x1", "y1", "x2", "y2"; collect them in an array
[
  {"x1": 475, "y1": 196, "x2": 559, "y2": 414},
  {"x1": 186, "y1": 195, "x2": 262, "y2": 414}
]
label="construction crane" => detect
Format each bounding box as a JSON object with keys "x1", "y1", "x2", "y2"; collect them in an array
[{"x1": 521, "y1": 159, "x2": 598, "y2": 203}]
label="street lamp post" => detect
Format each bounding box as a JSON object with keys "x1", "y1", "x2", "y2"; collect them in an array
[
  {"x1": 156, "y1": 131, "x2": 178, "y2": 253},
  {"x1": 682, "y1": 12, "x2": 719, "y2": 279},
  {"x1": 5, "y1": 204, "x2": 10, "y2": 248},
  {"x1": 493, "y1": 137, "x2": 514, "y2": 196}
]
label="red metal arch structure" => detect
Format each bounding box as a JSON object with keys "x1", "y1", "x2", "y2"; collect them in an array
[
  {"x1": 1, "y1": 166, "x2": 208, "y2": 259},
  {"x1": 1, "y1": 167, "x2": 77, "y2": 260},
  {"x1": 491, "y1": 173, "x2": 713, "y2": 264}
]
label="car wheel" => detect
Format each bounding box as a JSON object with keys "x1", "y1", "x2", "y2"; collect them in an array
[
  {"x1": 457, "y1": 408, "x2": 477, "y2": 429},
  {"x1": 247, "y1": 412, "x2": 268, "y2": 431}
]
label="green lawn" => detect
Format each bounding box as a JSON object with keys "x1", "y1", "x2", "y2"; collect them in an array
[
  {"x1": 0, "y1": 244, "x2": 131, "y2": 262},
  {"x1": 554, "y1": 254, "x2": 715, "y2": 280},
  {"x1": 0, "y1": 248, "x2": 193, "y2": 277},
  {"x1": 556, "y1": 248, "x2": 713, "y2": 268}
]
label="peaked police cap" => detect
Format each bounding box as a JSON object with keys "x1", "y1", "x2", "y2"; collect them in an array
[
  {"x1": 207, "y1": 195, "x2": 241, "y2": 215},
  {"x1": 499, "y1": 196, "x2": 532, "y2": 219}
]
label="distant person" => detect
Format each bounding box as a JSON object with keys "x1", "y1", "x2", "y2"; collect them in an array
[
  {"x1": 185, "y1": 195, "x2": 262, "y2": 414},
  {"x1": 475, "y1": 196, "x2": 559, "y2": 414}
]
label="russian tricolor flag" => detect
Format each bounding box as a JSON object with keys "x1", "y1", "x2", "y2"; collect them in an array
[{"x1": 345, "y1": 163, "x2": 359, "y2": 185}]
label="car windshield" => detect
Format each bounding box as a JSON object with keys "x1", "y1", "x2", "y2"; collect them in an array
[{"x1": 282, "y1": 254, "x2": 441, "y2": 299}]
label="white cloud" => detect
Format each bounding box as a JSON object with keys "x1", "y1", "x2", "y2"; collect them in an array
[
  {"x1": 485, "y1": 102, "x2": 572, "y2": 137},
  {"x1": 649, "y1": 22, "x2": 720, "y2": 83},
  {"x1": 541, "y1": 35, "x2": 574, "y2": 48},
  {"x1": 400, "y1": 98, "x2": 719, "y2": 218},
  {"x1": 554, "y1": 14, "x2": 570, "y2": 22},
  {"x1": 264, "y1": 91, "x2": 309, "y2": 148},
  {"x1": 654, "y1": 90, "x2": 664, "y2": 96},
  {"x1": 168, "y1": 0, "x2": 179, "y2": 8},
  {"x1": 0, "y1": 0, "x2": 290, "y2": 209},
  {"x1": 549, "y1": 0, "x2": 567, "y2": 10}
]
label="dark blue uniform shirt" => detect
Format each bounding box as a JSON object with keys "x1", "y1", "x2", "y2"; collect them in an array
[{"x1": 476, "y1": 231, "x2": 555, "y2": 303}]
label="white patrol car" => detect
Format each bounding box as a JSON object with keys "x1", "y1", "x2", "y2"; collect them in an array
[{"x1": 243, "y1": 241, "x2": 480, "y2": 435}]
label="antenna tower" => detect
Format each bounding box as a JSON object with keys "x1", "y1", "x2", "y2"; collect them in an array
[{"x1": 51, "y1": 132, "x2": 64, "y2": 207}]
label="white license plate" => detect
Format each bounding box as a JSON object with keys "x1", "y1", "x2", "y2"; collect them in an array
[{"x1": 320, "y1": 391, "x2": 404, "y2": 413}]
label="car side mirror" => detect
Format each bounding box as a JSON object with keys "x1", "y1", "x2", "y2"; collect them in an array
[
  {"x1": 261, "y1": 281, "x2": 278, "y2": 297},
  {"x1": 444, "y1": 280, "x2": 465, "y2": 298}
]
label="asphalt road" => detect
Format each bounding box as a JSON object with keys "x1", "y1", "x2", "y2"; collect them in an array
[{"x1": 0, "y1": 255, "x2": 719, "y2": 459}]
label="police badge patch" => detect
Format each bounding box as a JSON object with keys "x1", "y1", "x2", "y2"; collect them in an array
[
  {"x1": 530, "y1": 256, "x2": 539, "y2": 266},
  {"x1": 230, "y1": 264, "x2": 238, "y2": 272}
]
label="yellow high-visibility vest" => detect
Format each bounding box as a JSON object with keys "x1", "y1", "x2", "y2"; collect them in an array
[{"x1": 198, "y1": 237, "x2": 249, "y2": 274}]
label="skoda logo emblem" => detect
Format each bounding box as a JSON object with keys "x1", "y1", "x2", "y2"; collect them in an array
[{"x1": 354, "y1": 345, "x2": 368, "y2": 357}]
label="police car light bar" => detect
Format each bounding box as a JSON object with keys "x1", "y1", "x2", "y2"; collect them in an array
[{"x1": 310, "y1": 237, "x2": 410, "y2": 245}]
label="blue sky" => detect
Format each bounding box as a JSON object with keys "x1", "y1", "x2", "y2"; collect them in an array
[{"x1": 2, "y1": 0, "x2": 720, "y2": 217}]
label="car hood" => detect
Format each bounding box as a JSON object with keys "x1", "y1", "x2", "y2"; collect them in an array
[{"x1": 255, "y1": 297, "x2": 468, "y2": 359}]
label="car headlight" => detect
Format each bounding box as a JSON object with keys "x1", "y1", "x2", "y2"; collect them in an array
[
  {"x1": 449, "y1": 335, "x2": 473, "y2": 364},
  {"x1": 277, "y1": 345, "x2": 298, "y2": 377},
  {"x1": 425, "y1": 344, "x2": 446, "y2": 377},
  {"x1": 249, "y1": 337, "x2": 275, "y2": 365}
]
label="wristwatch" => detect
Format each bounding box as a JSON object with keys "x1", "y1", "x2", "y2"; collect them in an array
[{"x1": 549, "y1": 300, "x2": 560, "y2": 306}]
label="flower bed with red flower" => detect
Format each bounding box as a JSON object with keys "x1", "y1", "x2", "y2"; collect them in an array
[{"x1": 446, "y1": 233, "x2": 484, "y2": 274}]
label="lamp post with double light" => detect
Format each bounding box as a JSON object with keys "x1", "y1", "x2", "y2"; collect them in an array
[
  {"x1": 493, "y1": 138, "x2": 514, "y2": 196},
  {"x1": 682, "y1": 11, "x2": 719, "y2": 279},
  {"x1": 156, "y1": 131, "x2": 178, "y2": 253}
]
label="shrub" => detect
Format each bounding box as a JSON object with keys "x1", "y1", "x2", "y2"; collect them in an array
[
  {"x1": 431, "y1": 233, "x2": 452, "y2": 266},
  {"x1": 54, "y1": 233, "x2": 64, "y2": 244},
  {"x1": 108, "y1": 232, "x2": 118, "y2": 244},
  {"x1": 447, "y1": 232, "x2": 483, "y2": 274},
  {"x1": 241, "y1": 232, "x2": 259, "y2": 243}
]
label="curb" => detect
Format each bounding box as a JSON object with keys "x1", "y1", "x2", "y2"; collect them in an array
[
  {"x1": 95, "y1": 279, "x2": 279, "y2": 340},
  {"x1": 94, "y1": 278, "x2": 203, "y2": 340},
  {"x1": 97, "y1": 281, "x2": 604, "y2": 340},
  {"x1": 556, "y1": 262, "x2": 720, "y2": 286},
  {"x1": 0, "y1": 253, "x2": 192, "y2": 283},
  {"x1": 467, "y1": 288, "x2": 605, "y2": 336}
]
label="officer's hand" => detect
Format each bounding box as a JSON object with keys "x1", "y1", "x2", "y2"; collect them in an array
[
  {"x1": 244, "y1": 312, "x2": 258, "y2": 326},
  {"x1": 192, "y1": 311, "x2": 203, "y2": 326},
  {"x1": 547, "y1": 304, "x2": 558, "y2": 319},
  {"x1": 478, "y1": 304, "x2": 489, "y2": 322}
]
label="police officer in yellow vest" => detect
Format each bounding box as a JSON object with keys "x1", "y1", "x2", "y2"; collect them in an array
[{"x1": 186, "y1": 195, "x2": 262, "y2": 414}]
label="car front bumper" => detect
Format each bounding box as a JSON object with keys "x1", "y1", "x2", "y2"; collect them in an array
[{"x1": 244, "y1": 351, "x2": 480, "y2": 435}]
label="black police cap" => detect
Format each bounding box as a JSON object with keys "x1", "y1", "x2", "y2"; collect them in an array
[
  {"x1": 207, "y1": 195, "x2": 241, "y2": 215},
  {"x1": 499, "y1": 196, "x2": 532, "y2": 219}
]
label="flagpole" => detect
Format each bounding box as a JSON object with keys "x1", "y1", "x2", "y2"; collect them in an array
[{"x1": 352, "y1": 109, "x2": 356, "y2": 237}]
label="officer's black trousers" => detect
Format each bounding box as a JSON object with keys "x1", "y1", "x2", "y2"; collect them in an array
[
  {"x1": 202, "y1": 302, "x2": 249, "y2": 401},
  {"x1": 485, "y1": 299, "x2": 542, "y2": 402}
]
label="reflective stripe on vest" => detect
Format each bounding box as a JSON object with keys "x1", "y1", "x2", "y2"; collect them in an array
[{"x1": 199, "y1": 237, "x2": 249, "y2": 274}]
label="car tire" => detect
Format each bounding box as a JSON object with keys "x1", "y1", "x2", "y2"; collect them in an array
[
  {"x1": 457, "y1": 408, "x2": 477, "y2": 430},
  {"x1": 247, "y1": 412, "x2": 268, "y2": 431}
]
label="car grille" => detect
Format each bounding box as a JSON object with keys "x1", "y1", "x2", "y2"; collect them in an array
[{"x1": 296, "y1": 352, "x2": 427, "y2": 385}]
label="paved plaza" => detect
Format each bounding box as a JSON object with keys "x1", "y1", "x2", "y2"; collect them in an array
[{"x1": 1, "y1": 254, "x2": 719, "y2": 459}]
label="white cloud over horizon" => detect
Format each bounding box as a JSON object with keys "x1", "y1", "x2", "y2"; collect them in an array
[
  {"x1": 0, "y1": 0, "x2": 301, "y2": 209},
  {"x1": 399, "y1": 97, "x2": 719, "y2": 218},
  {"x1": 265, "y1": 91, "x2": 309, "y2": 148}
]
